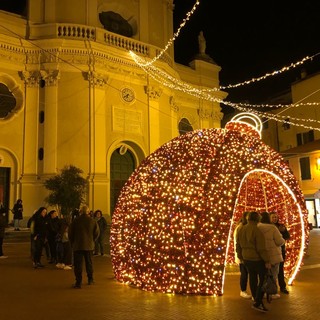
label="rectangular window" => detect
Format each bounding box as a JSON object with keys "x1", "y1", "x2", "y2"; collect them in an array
[
  {"x1": 297, "y1": 130, "x2": 314, "y2": 146},
  {"x1": 300, "y1": 157, "x2": 311, "y2": 180}
]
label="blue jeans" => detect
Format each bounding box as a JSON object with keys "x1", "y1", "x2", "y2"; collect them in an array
[
  {"x1": 244, "y1": 260, "x2": 267, "y2": 305},
  {"x1": 14, "y1": 219, "x2": 20, "y2": 229}
]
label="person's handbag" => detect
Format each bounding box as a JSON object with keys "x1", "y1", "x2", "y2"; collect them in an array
[{"x1": 262, "y1": 269, "x2": 278, "y2": 302}]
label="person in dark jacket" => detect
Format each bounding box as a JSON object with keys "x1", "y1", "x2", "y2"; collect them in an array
[
  {"x1": 94, "y1": 210, "x2": 108, "y2": 256},
  {"x1": 47, "y1": 210, "x2": 60, "y2": 264},
  {"x1": 56, "y1": 217, "x2": 72, "y2": 270},
  {"x1": 270, "y1": 212, "x2": 290, "y2": 294},
  {"x1": 69, "y1": 205, "x2": 99, "y2": 288},
  {"x1": 31, "y1": 207, "x2": 48, "y2": 268},
  {"x1": 12, "y1": 199, "x2": 23, "y2": 231},
  {"x1": 0, "y1": 204, "x2": 8, "y2": 259}
]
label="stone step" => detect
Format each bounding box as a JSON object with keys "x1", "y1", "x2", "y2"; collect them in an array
[{"x1": 4, "y1": 228, "x2": 30, "y2": 242}]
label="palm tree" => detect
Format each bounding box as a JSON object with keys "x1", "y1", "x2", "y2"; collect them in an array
[{"x1": 44, "y1": 165, "x2": 87, "y2": 220}]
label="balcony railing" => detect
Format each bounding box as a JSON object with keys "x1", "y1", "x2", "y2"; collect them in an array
[{"x1": 50, "y1": 23, "x2": 173, "y2": 67}]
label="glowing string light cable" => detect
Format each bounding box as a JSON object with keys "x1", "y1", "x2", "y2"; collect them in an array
[
  {"x1": 232, "y1": 105, "x2": 320, "y2": 132},
  {"x1": 130, "y1": 49, "x2": 320, "y2": 131},
  {"x1": 217, "y1": 53, "x2": 320, "y2": 90},
  {"x1": 132, "y1": 52, "x2": 320, "y2": 115},
  {"x1": 228, "y1": 101, "x2": 320, "y2": 109},
  {"x1": 130, "y1": 50, "x2": 320, "y2": 101},
  {"x1": 138, "y1": 0, "x2": 200, "y2": 67},
  {"x1": 136, "y1": 57, "x2": 320, "y2": 131}
]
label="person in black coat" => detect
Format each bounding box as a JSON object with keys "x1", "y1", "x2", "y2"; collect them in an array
[
  {"x1": 47, "y1": 210, "x2": 61, "y2": 264},
  {"x1": 31, "y1": 207, "x2": 48, "y2": 268},
  {"x1": 69, "y1": 205, "x2": 99, "y2": 288},
  {"x1": 12, "y1": 199, "x2": 23, "y2": 231},
  {"x1": 270, "y1": 212, "x2": 290, "y2": 294},
  {"x1": 94, "y1": 210, "x2": 108, "y2": 256},
  {"x1": 0, "y1": 204, "x2": 8, "y2": 258}
]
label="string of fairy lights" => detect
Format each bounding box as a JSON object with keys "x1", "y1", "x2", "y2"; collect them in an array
[
  {"x1": 140, "y1": 0, "x2": 200, "y2": 67},
  {"x1": 131, "y1": 49, "x2": 319, "y2": 92},
  {"x1": 130, "y1": 50, "x2": 320, "y2": 131},
  {"x1": 129, "y1": 0, "x2": 320, "y2": 132}
]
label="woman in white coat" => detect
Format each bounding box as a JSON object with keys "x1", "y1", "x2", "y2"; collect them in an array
[{"x1": 258, "y1": 212, "x2": 285, "y2": 298}]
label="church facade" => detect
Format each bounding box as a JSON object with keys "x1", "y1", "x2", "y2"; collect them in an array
[{"x1": 0, "y1": 0, "x2": 225, "y2": 222}]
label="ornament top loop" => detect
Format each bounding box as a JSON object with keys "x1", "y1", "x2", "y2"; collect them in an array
[{"x1": 226, "y1": 112, "x2": 262, "y2": 138}]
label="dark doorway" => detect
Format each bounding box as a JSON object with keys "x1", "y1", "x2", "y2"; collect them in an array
[
  {"x1": 0, "y1": 167, "x2": 11, "y2": 224},
  {"x1": 110, "y1": 147, "x2": 135, "y2": 216}
]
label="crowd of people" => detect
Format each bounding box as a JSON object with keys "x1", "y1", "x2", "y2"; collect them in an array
[
  {"x1": 1, "y1": 201, "x2": 292, "y2": 303},
  {"x1": 235, "y1": 211, "x2": 290, "y2": 313},
  {"x1": 25, "y1": 204, "x2": 109, "y2": 288}
]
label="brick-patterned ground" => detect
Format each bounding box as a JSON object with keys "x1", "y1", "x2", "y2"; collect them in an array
[{"x1": 1, "y1": 228, "x2": 319, "y2": 320}]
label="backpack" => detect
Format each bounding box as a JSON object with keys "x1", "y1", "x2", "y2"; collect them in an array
[{"x1": 262, "y1": 270, "x2": 278, "y2": 302}]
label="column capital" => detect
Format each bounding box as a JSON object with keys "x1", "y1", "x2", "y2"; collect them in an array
[
  {"x1": 144, "y1": 85, "x2": 162, "y2": 101},
  {"x1": 198, "y1": 106, "x2": 212, "y2": 119},
  {"x1": 85, "y1": 71, "x2": 109, "y2": 88},
  {"x1": 19, "y1": 70, "x2": 41, "y2": 87},
  {"x1": 169, "y1": 96, "x2": 179, "y2": 112},
  {"x1": 40, "y1": 69, "x2": 60, "y2": 86}
]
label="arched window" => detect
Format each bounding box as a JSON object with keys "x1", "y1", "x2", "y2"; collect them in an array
[
  {"x1": 178, "y1": 118, "x2": 193, "y2": 135},
  {"x1": 99, "y1": 11, "x2": 133, "y2": 37},
  {"x1": 0, "y1": 83, "x2": 16, "y2": 119}
]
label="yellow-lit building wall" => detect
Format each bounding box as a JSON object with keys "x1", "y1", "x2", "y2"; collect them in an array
[{"x1": 0, "y1": 1, "x2": 225, "y2": 224}]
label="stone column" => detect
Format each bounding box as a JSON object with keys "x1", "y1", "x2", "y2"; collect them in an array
[
  {"x1": 19, "y1": 71, "x2": 41, "y2": 177},
  {"x1": 198, "y1": 103, "x2": 213, "y2": 129},
  {"x1": 19, "y1": 70, "x2": 44, "y2": 218},
  {"x1": 145, "y1": 85, "x2": 162, "y2": 153},
  {"x1": 86, "y1": 71, "x2": 108, "y2": 212},
  {"x1": 169, "y1": 96, "x2": 179, "y2": 137},
  {"x1": 40, "y1": 69, "x2": 60, "y2": 175}
]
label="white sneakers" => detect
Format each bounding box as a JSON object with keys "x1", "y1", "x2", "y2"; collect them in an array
[
  {"x1": 0, "y1": 255, "x2": 8, "y2": 259},
  {"x1": 56, "y1": 263, "x2": 72, "y2": 270},
  {"x1": 271, "y1": 294, "x2": 280, "y2": 299},
  {"x1": 63, "y1": 265, "x2": 72, "y2": 270},
  {"x1": 240, "y1": 291, "x2": 252, "y2": 299}
]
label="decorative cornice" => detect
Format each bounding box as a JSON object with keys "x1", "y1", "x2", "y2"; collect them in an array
[
  {"x1": 40, "y1": 48, "x2": 61, "y2": 64},
  {"x1": 0, "y1": 42, "x2": 26, "y2": 64}
]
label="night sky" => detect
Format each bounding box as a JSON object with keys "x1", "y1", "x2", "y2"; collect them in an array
[
  {"x1": 173, "y1": 0, "x2": 320, "y2": 107},
  {"x1": 0, "y1": 0, "x2": 26, "y2": 15}
]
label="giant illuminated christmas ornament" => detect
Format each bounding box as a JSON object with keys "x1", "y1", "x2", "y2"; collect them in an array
[{"x1": 110, "y1": 113, "x2": 309, "y2": 296}]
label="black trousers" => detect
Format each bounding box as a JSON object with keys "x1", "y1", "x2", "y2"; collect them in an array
[
  {"x1": 33, "y1": 237, "x2": 45, "y2": 264},
  {"x1": 0, "y1": 237, "x2": 3, "y2": 256},
  {"x1": 73, "y1": 250, "x2": 94, "y2": 285},
  {"x1": 278, "y1": 261, "x2": 286, "y2": 290},
  {"x1": 244, "y1": 259, "x2": 267, "y2": 305},
  {"x1": 239, "y1": 262, "x2": 249, "y2": 292}
]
